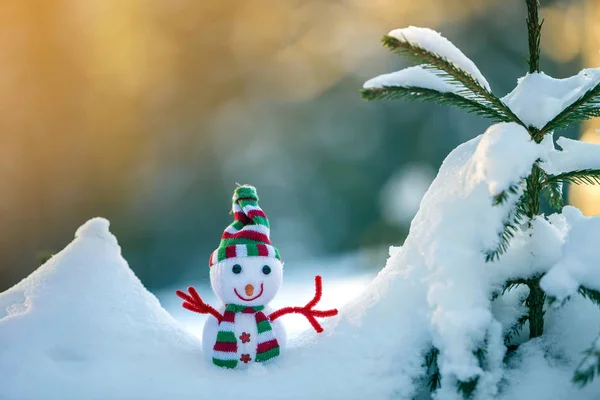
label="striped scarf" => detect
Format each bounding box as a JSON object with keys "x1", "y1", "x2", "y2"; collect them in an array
[{"x1": 212, "y1": 304, "x2": 280, "y2": 369}]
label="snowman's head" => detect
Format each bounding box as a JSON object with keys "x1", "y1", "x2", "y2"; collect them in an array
[
  {"x1": 210, "y1": 256, "x2": 283, "y2": 306},
  {"x1": 208, "y1": 185, "x2": 283, "y2": 306}
]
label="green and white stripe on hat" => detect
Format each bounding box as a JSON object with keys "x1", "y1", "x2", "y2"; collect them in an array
[{"x1": 209, "y1": 185, "x2": 281, "y2": 266}]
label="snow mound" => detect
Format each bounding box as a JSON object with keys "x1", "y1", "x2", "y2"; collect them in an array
[
  {"x1": 541, "y1": 206, "x2": 600, "y2": 301},
  {"x1": 502, "y1": 69, "x2": 600, "y2": 129},
  {"x1": 0, "y1": 218, "x2": 204, "y2": 400},
  {"x1": 363, "y1": 65, "x2": 458, "y2": 93},
  {"x1": 0, "y1": 218, "x2": 431, "y2": 400},
  {"x1": 387, "y1": 26, "x2": 490, "y2": 90},
  {"x1": 543, "y1": 136, "x2": 600, "y2": 175},
  {"x1": 75, "y1": 217, "x2": 115, "y2": 242}
]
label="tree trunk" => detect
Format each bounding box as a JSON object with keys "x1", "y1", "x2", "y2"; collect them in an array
[{"x1": 527, "y1": 278, "x2": 545, "y2": 338}]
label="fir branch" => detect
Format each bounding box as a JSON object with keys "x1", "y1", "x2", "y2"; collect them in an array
[
  {"x1": 492, "y1": 184, "x2": 521, "y2": 206},
  {"x1": 540, "y1": 82, "x2": 600, "y2": 134},
  {"x1": 578, "y1": 287, "x2": 600, "y2": 308},
  {"x1": 425, "y1": 347, "x2": 441, "y2": 392},
  {"x1": 573, "y1": 334, "x2": 600, "y2": 388},
  {"x1": 504, "y1": 314, "x2": 529, "y2": 346},
  {"x1": 525, "y1": 0, "x2": 543, "y2": 73},
  {"x1": 547, "y1": 169, "x2": 600, "y2": 186},
  {"x1": 540, "y1": 178, "x2": 563, "y2": 210},
  {"x1": 503, "y1": 278, "x2": 529, "y2": 295},
  {"x1": 485, "y1": 187, "x2": 529, "y2": 262},
  {"x1": 360, "y1": 86, "x2": 509, "y2": 122},
  {"x1": 380, "y1": 35, "x2": 523, "y2": 125},
  {"x1": 457, "y1": 378, "x2": 479, "y2": 399}
]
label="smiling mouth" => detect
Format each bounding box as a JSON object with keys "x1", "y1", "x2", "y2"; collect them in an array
[{"x1": 234, "y1": 284, "x2": 264, "y2": 301}]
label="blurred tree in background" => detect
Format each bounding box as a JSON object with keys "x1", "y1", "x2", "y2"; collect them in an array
[{"x1": 0, "y1": 0, "x2": 590, "y2": 291}]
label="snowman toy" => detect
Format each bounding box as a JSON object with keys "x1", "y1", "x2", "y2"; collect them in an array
[{"x1": 176, "y1": 185, "x2": 338, "y2": 369}]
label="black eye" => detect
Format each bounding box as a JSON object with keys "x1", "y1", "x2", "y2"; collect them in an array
[
  {"x1": 262, "y1": 265, "x2": 271, "y2": 275},
  {"x1": 232, "y1": 264, "x2": 242, "y2": 274}
]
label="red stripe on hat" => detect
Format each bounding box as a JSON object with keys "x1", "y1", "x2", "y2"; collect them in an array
[
  {"x1": 213, "y1": 341, "x2": 237, "y2": 352},
  {"x1": 247, "y1": 209, "x2": 267, "y2": 219},
  {"x1": 257, "y1": 339, "x2": 279, "y2": 353},
  {"x1": 226, "y1": 246, "x2": 237, "y2": 259},
  {"x1": 234, "y1": 212, "x2": 252, "y2": 225},
  {"x1": 257, "y1": 244, "x2": 269, "y2": 256},
  {"x1": 222, "y1": 230, "x2": 271, "y2": 244},
  {"x1": 222, "y1": 311, "x2": 235, "y2": 323}
]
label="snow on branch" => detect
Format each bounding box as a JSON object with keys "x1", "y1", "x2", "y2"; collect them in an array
[
  {"x1": 470, "y1": 123, "x2": 545, "y2": 198},
  {"x1": 468, "y1": 123, "x2": 547, "y2": 262},
  {"x1": 363, "y1": 65, "x2": 456, "y2": 92},
  {"x1": 540, "y1": 207, "x2": 600, "y2": 302},
  {"x1": 362, "y1": 26, "x2": 522, "y2": 125},
  {"x1": 386, "y1": 27, "x2": 490, "y2": 91},
  {"x1": 362, "y1": 67, "x2": 510, "y2": 122},
  {"x1": 543, "y1": 137, "x2": 600, "y2": 176},
  {"x1": 502, "y1": 69, "x2": 600, "y2": 131}
]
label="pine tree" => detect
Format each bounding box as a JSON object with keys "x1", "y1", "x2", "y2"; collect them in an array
[{"x1": 362, "y1": 0, "x2": 600, "y2": 396}]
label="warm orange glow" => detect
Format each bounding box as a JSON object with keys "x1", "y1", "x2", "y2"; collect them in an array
[
  {"x1": 569, "y1": 0, "x2": 600, "y2": 216},
  {"x1": 540, "y1": 5, "x2": 583, "y2": 63}
]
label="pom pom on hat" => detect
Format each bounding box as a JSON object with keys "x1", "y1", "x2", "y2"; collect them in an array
[{"x1": 209, "y1": 185, "x2": 280, "y2": 266}]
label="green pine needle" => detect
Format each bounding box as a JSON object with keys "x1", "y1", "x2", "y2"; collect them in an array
[
  {"x1": 425, "y1": 347, "x2": 441, "y2": 392},
  {"x1": 360, "y1": 86, "x2": 509, "y2": 122},
  {"x1": 457, "y1": 378, "x2": 479, "y2": 399},
  {"x1": 540, "y1": 177, "x2": 564, "y2": 210},
  {"x1": 485, "y1": 185, "x2": 529, "y2": 262},
  {"x1": 547, "y1": 169, "x2": 600, "y2": 186},
  {"x1": 504, "y1": 313, "x2": 529, "y2": 346},
  {"x1": 380, "y1": 35, "x2": 524, "y2": 125},
  {"x1": 541, "y1": 82, "x2": 600, "y2": 134},
  {"x1": 573, "y1": 334, "x2": 600, "y2": 388},
  {"x1": 502, "y1": 278, "x2": 528, "y2": 295},
  {"x1": 492, "y1": 184, "x2": 521, "y2": 206},
  {"x1": 578, "y1": 287, "x2": 600, "y2": 308},
  {"x1": 568, "y1": 288, "x2": 600, "y2": 387}
]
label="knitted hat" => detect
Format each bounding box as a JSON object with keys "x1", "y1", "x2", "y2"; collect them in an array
[{"x1": 209, "y1": 185, "x2": 281, "y2": 266}]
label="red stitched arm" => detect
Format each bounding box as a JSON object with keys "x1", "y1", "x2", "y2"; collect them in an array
[
  {"x1": 268, "y1": 275, "x2": 338, "y2": 333},
  {"x1": 176, "y1": 286, "x2": 223, "y2": 323}
]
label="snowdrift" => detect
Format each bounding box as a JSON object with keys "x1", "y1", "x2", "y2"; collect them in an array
[
  {"x1": 0, "y1": 217, "x2": 426, "y2": 400},
  {"x1": 2, "y1": 124, "x2": 600, "y2": 399}
]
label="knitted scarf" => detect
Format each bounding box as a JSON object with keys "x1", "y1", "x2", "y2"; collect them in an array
[{"x1": 212, "y1": 304, "x2": 280, "y2": 369}]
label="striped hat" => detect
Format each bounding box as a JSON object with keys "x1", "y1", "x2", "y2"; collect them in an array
[{"x1": 209, "y1": 185, "x2": 281, "y2": 266}]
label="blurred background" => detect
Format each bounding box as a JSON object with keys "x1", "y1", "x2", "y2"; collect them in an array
[{"x1": 1, "y1": 0, "x2": 599, "y2": 318}]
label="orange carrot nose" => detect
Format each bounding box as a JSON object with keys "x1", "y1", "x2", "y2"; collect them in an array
[{"x1": 245, "y1": 284, "x2": 254, "y2": 297}]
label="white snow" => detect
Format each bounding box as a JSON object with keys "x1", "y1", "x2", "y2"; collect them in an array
[
  {"x1": 502, "y1": 69, "x2": 600, "y2": 129},
  {"x1": 0, "y1": 218, "x2": 205, "y2": 400},
  {"x1": 363, "y1": 65, "x2": 459, "y2": 92},
  {"x1": 2, "y1": 121, "x2": 600, "y2": 398},
  {"x1": 498, "y1": 296, "x2": 600, "y2": 400},
  {"x1": 470, "y1": 123, "x2": 545, "y2": 196},
  {"x1": 387, "y1": 26, "x2": 491, "y2": 91},
  {"x1": 540, "y1": 206, "x2": 600, "y2": 301},
  {"x1": 0, "y1": 217, "x2": 431, "y2": 400},
  {"x1": 543, "y1": 136, "x2": 600, "y2": 175}
]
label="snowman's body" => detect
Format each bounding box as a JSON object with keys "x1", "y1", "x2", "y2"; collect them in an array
[
  {"x1": 204, "y1": 255, "x2": 287, "y2": 367},
  {"x1": 202, "y1": 304, "x2": 287, "y2": 366}
]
